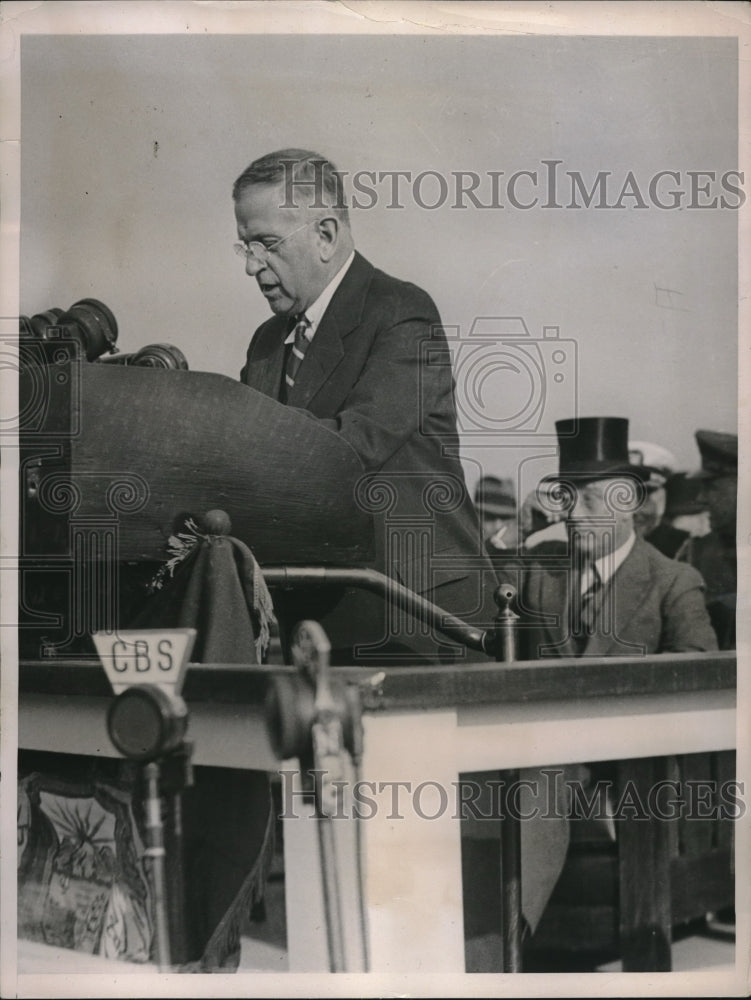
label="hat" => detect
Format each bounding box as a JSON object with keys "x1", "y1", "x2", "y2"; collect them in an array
[
  {"x1": 628, "y1": 440, "x2": 677, "y2": 489},
  {"x1": 474, "y1": 476, "x2": 517, "y2": 518},
  {"x1": 693, "y1": 429, "x2": 738, "y2": 479},
  {"x1": 546, "y1": 417, "x2": 651, "y2": 484},
  {"x1": 664, "y1": 472, "x2": 707, "y2": 517}
]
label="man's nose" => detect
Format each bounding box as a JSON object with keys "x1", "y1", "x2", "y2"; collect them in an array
[{"x1": 245, "y1": 255, "x2": 266, "y2": 278}]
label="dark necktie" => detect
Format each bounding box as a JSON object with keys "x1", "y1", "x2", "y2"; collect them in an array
[
  {"x1": 281, "y1": 313, "x2": 312, "y2": 401},
  {"x1": 572, "y1": 560, "x2": 602, "y2": 652}
]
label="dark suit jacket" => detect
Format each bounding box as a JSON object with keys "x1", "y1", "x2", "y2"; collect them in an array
[
  {"x1": 517, "y1": 536, "x2": 718, "y2": 659},
  {"x1": 686, "y1": 530, "x2": 736, "y2": 650},
  {"x1": 241, "y1": 251, "x2": 497, "y2": 662},
  {"x1": 646, "y1": 521, "x2": 691, "y2": 560}
]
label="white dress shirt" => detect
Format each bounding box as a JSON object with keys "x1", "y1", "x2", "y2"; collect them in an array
[
  {"x1": 583, "y1": 530, "x2": 636, "y2": 593},
  {"x1": 284, "y1": 251, "x2": 356, "y2": 345}
]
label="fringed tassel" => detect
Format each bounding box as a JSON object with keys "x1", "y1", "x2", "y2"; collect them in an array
[
  {"x1": 230, "y1": 535, "x2": 277, "y2": 663},
  {"x1": 147, "y1": 518, "x2": 205, "y2": 593}
]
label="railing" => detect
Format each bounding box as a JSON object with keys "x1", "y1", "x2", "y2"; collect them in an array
[{"x1": 18, "y1": 650, "x2": 737, "y2": 973}]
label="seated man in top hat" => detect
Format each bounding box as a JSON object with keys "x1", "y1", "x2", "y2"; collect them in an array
[
  {"x1": 516, "y1": 416, "x2": 718, "y2": 659},
  {"x1": 464, "y1": 422, "x2": 713, "y2": 967},
  {"x1": 497, "y1": 418, "x2": 719, "y2": 968},
  {"x1": 523, "y1": 436, "x2": 676, "y2": 554},
  {"x1": 684, "y1": 429, "x2": 738, "y2": 650}
]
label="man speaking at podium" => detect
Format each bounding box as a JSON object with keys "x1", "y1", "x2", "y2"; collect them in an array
[{"x1": 233, "y1": 149, "x2": 498, "y2": 664}]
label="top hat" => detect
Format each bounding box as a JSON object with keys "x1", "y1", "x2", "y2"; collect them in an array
[
  {"x1": 474, "y1": 476, "x2": 517, "y2": 518},
  {"x1": 693, "y1": 429, "x2": 738, "y2": 479},
  {"x1": 546, "y1": 416, "x2": 651, "y2": 484}
]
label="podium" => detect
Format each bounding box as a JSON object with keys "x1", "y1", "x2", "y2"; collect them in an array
[
  {"x1": 20, "y1": 351, "x2": 373, "y2": 563},
  {"x1": 20, "y1": 346, "x2": 493, "y2": 664},
  {"x1": 19, "y1": 349, "x2": 375, "y2": 657}
]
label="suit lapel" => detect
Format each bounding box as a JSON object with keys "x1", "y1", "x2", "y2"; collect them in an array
[
  {"x1": 243, "y1": 317, "x2": 287, "y2": 399},
  {"x1": 287, "y1": 252, "x2": 371, "y2": 408},
  {"x1": 288, "y1": 322, "x2": 345, "y2": 408},
  {"x1": 583, "y1": 538, "x2": 651, "y2": 655}
]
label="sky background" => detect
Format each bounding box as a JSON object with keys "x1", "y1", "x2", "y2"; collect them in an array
[{"x1": 19, "y1": 31, "x2": 739, "y2": 497}]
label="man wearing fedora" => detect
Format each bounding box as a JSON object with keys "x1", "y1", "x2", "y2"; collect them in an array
[
  {"x1": 685, "y1": 429, "x2": 738, "y2": 650},
  {"x1": 516, "y1": 416, "x2": 718, "y2": 659},
  {"x1": 473, "y1": 475, "x2": 519, "y2": 553}
]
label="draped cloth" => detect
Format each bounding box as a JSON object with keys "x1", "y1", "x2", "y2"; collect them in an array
[
  {"x1": 135, "y1": 524, "x2": 276, "y2": 665},
  {"x1": 128, "y1": 527, "x2": 278, "y2": 971}
]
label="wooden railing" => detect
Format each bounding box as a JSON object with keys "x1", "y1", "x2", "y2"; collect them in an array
[{"x1": 18, "y1": 650, "x2": 737, "y2": 973}]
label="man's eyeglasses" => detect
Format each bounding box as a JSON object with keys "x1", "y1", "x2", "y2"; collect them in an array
[{"x1": 233, "y1": 221, "x2": 312, "y2": 265}]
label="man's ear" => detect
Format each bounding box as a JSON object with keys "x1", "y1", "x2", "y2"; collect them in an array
[{"x1": 315, "y1": 217, "x2": 339, "y2": 262}]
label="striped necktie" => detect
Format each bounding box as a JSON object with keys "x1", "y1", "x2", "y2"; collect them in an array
[{"x1": 281, "y1": 313, "x2": 312, "y2": 401}]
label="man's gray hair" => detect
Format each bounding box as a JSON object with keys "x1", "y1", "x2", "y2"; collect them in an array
[{"x1": 232, "y1": 148, "x2": 350, "y2": 226}]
